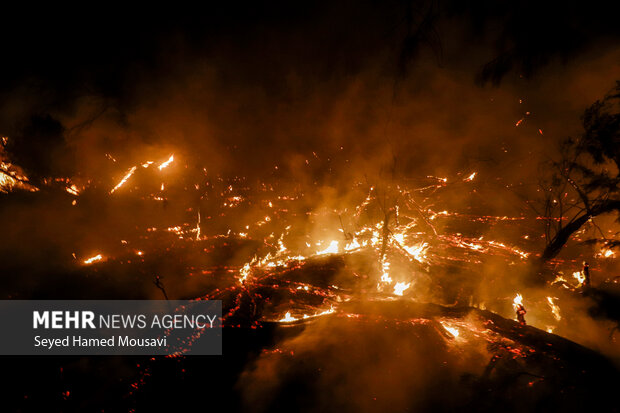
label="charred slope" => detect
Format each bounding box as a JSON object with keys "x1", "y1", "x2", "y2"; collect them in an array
[{"x1": 6, "y1": 301, "x2": 617, "y2": 412}]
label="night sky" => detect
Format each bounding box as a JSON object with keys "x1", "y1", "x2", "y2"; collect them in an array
[{"x1": 1, "y1": 1, "x2": 619, "y2": 180}]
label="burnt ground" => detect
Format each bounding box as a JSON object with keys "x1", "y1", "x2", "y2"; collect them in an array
[
  {"x1": 1, "y1": 193, "x2": 620, "y2": 412},
  {"x1": 2, "y1": 301, "x2": 620, "y2": 412}
]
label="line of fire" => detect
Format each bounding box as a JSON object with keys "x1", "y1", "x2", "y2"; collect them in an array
[{"x1": 0, "y1": 2, "x2": 619, "y2": 412}]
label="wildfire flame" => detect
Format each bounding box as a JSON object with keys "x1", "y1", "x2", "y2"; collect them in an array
[
  {"x1": 440, "y1": 321, "x2": 460, "y2": 338},
  {"x1": 393, "y1": 281, "x2": 411, "y2": 296},
  {"x1": 402, "y1": 242, "x2": 429, "y2": 263},
  {"x1": 597, "y1": 248, "x2": 616, "y2": 259},
  {"x1": 239, "y1": 262, "x2": 252, "y2": 284},
  {"x1": 547, "y1": 297, "x2": 561, "y2": 321},
  {"x1": 279, "y1": 312, "x2": 296, "y2": 322},
  {"x1": 0, "y1": 161, "x2": 38, "y2": 193},
  {"x1": 316, "y1": 240, "x2": 339, "y2": 255},
  {"x1": 110, "y1": 166, "x2": 137, "y2": 194},
  {"x1": 380, "y1": 260, "x2": 392, "y2": 283},
  {"x1": 65, "y1": 184, "x2": 80, "y2": 196},
  {"x1": 25, "y1": 154, "x2": 573, "y2": 337},
  {"x1": 464, "y1": 172, "x2": 477, "y2": 182},
  {"x1": 344, "y1": 237, "x2": 361, "y2": 251},
  {"x1": 83, "y1": 254, "x2": 104, "y2": 265},
  {"x1": 158, "y1": 154, "x2": 174, "y2": 170},
  {"x1": 573, "y1": 271, "x2": 585, "y2": 286},
  {"x1": 278, "y1": 306, "x2": 335, "y2": 323},
  {"x1": 512, "y1": 293, "x2": 523, "y2": 311}
]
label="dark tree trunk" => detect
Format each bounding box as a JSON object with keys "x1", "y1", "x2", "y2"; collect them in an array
[{"x1": 539, "y1": 200, "x2": 620, "y2": 263}]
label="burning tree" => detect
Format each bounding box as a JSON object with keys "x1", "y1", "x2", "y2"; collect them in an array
[{"x1": 536, "y1": 82, "x2": 620, "y2": 266}]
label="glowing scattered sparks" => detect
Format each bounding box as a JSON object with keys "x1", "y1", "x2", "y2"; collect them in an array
[{"x1": 65, "y1": 184, "x2": 80, "y2": 196}]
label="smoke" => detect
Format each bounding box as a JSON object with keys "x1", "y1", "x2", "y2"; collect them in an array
[
  {"x1": 0, "y1": 3, "x2": 618, "y2": 185},
  {"x1": 1, "y1": 5, "x2": 620, "y2": 412},
  {"x1": 237, "y1": 310, "x2": 488, "y2": 412},
  {"x1": 0, "y1": 0, "x2": 618, "y2": 315}
]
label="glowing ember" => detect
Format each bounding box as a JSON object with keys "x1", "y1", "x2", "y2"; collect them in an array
[
  {"x1": 224, "y1": 196, "x2": 244, "y2": 208},
  {"x1": 110, "y1": 166, "x2": 137, "y2": 194},
  {"x1": 83, "y1": 254, "x2": 104, "y2": 265},
  {"x1": 302, "y1": 306, "x2": 335, "y2": 319},
  {"x1": 195, "y1": 212, "x2": 201, "y2": 240},
  {"x1": 279, "y1": 306, "x2": 335, "y2": 323},
  {"x1": 239, "y1": 262, "x2": 252, "y2": 284},
  {"x1": 65, "y1": 184, "x2": 80, "y2": 196},
  {"x1": 487, "y1": 241, "x2": 529, "y2": 260},
  {"x1": 167, "y1": 226, "x2": 183, "y2": 235},
  {"x1": 158, "y1": 154, "x2": 174, "y2": 170},
  {"x1": 464, "y1": 172, "x2": 477, "y2": 182}
]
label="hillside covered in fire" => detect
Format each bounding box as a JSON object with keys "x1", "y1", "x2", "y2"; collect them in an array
[{"x1": 1, "y1": 2, "x2": 620, "y2": 412}]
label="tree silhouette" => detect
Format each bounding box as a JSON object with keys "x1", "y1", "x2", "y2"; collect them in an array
[{"x1": 538, "y1": 82, "x2": 620, "y2": 263}]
